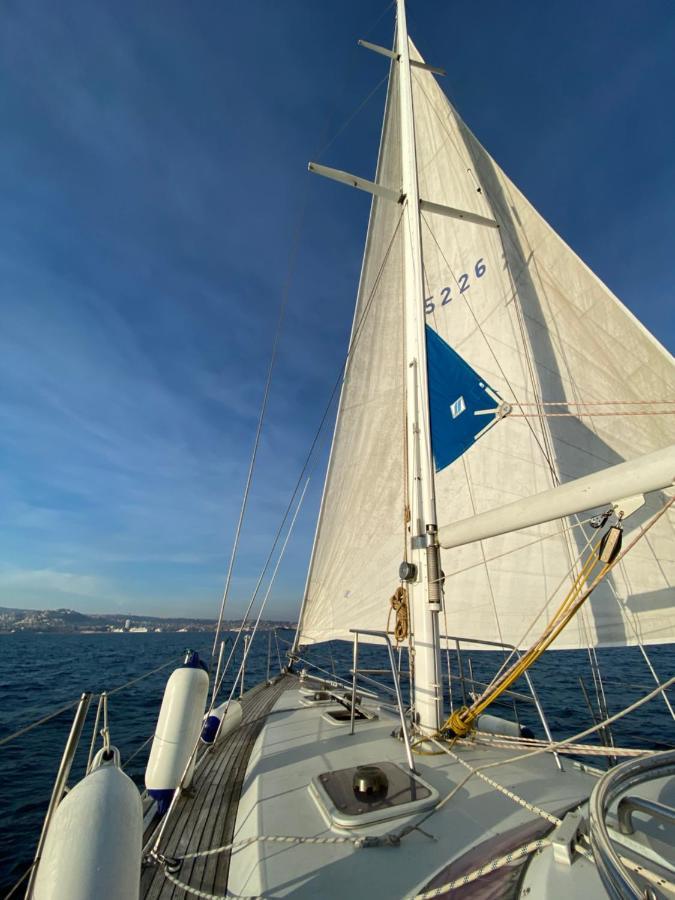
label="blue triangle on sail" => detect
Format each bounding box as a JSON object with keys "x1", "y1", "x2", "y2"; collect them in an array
[{"x1": 426, "y1": 325, "x2": 502, "y2": 472}]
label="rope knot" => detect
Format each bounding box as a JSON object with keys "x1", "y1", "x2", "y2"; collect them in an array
[
  {"x1": 447, "y1": 708, "x2": 473, "y2": 737},
  {"x1": 390, "y1": 586, "x2": 409, "y2": 643}
]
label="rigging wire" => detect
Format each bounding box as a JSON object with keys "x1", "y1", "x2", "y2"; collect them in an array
[
  {"x1": 516, "y1": 399, "x2": 675, "y2": 407},
  {"x1": 0, "y1": 653, "x2": 181, "y2": 750},
  {"x1": 209, "y1": 209, "x2": 301, "y2": 669},
  {"x1": 213, "y1": 480, "x2": 310, "y2": 711},
  {"x1": 314, "y1": 73, "x2": 389, "y2": 162},
  {"x1": 210, "y1": 3, "x2": 398, "y2": 666},
  {"x1": 446, "y1": 514, "x2": 595, "y2": 579},
  {"x1": 413, "y1": 89, "x2": 672, "y2": 724},
  {"x1": 446, "y1": 496, "x2": 675, "y2": 736},
  {"x1": 510, "y1": 409, "x2": 675, "y2": 418},
  {"x1": 0, "y1": 698, "x2": 80, "y2": 749},
  {"x1": 419, "y1": 212, "x2": 557, "y2": 475},
  {"x1": 208, "y1": 205, "x2": 404, "y2": 708}
]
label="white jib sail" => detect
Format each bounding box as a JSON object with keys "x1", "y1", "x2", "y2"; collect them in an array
[{"x1": 297, "y1": 38, "x2": 675, "y2": 650}]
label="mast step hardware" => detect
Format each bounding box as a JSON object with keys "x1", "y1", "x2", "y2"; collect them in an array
[
  {"x1": 357, "y1": 40, "x2": 446, "y2": 75},
  {"x1": 420, "y1": 198, "x2": 498, "y2": 229},
  {"x1": 308, "y1": 162, "x2": 403, "y2": 203}
]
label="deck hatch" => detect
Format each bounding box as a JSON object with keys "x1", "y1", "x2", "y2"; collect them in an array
[
  {"x1": 322, "y1": 708, "x2": 368, "y2": 724},
  {"x1": 310, "y1": 761, "x2": 438, "y2": 828},
  {"x1": 299, "y1": 690, "x2": 363, "y2": 708}
]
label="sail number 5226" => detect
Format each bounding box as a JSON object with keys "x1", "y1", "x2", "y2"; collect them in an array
[{"x1": 425, "y1": 258, "x2": 486, "y2": 315}]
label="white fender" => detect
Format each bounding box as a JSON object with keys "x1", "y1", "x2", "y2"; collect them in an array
[
  {"x1": 201, "y1": 700, "x2": 243, "y2": 744},
  {"x1": 145, "y1": 654, "x2": 209, "y2": 807},
  {"x1": 33, "y1": 748, "x2": 142, "y2": 900},
  {"x1": 475, "y1": 713, "x2": 523, "y2": 738}
]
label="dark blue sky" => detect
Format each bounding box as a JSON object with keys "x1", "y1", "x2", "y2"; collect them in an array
[{"x1": 1, "y1": 0, "x2": 673, "y2": 618}]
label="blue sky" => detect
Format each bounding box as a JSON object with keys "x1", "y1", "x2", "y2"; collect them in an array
[{"x1": 1, "y1": 0, "x2": 673, "y2": 619}]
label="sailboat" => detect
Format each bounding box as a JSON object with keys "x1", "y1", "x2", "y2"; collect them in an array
[{"x1": 14, "y1": 1, "x2": 675, "y2": 898}]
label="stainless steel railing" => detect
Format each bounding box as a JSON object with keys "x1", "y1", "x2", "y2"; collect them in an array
[
  {"x1": 349, "y1": 628, "x2": 417, "y2": 773},
  {"x1": 617, "y1": 795, "x2": 675, "y2": 835},
  {"x1": 440, "y1": 632, "x2": 563, "y2": 770},
  {"x1": 25, "y1": 692, "x2": 92, "y2": 898},
  {"x1": 589, "y1": 747, "x2": 675, "y2": 899}
]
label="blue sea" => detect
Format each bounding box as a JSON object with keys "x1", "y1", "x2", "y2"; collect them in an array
[{"x1": 0, "y1": 631, "x2": 672, "y2": 894}]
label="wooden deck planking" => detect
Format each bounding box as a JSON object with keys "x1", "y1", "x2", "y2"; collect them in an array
[{"x1": 141, "y1": 674, "x2": 293, "y2": 899}]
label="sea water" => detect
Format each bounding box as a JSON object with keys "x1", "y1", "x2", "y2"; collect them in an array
[{"x1": 0, "y1": 631, "x2": 672, "y2": 893}]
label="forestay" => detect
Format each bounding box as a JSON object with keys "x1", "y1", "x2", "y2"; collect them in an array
[{"x1": 297, "y1": 38, "x2": 675, "y2": 650}]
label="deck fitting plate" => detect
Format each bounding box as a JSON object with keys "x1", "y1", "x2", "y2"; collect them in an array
[{"x1": 310, "y1": 761, "x2": 438, "y2": 829}]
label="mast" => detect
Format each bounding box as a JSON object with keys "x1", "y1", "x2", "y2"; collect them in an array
[{"x1": 396, "y1": 0, "x2": 443, "y2": 732}]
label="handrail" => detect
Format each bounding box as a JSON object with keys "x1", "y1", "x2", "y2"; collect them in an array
[
  {"x1": 440, "y1": 632, "x2": 562, "y2": 770},
  {"x1": 618, "y1": 795, "x2": 675, "y2": 835},
  {"x1": 589, "y1": 748, "x2": 675, "y2": 899},
  {"x1": 349, "y1": 628, "x2": 416, "y2": 773}
]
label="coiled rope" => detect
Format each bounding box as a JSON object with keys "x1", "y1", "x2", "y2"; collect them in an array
[{"x1": 390, "y1": 586, "x2": 409, "y2": 643}]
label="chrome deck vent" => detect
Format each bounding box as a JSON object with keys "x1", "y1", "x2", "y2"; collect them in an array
[{"x1": 309, "y1": 761, "x2": 438, "y2": 828}]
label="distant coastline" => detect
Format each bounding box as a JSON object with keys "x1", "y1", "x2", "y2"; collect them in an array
[{"x1": 0, "y1": 605, "x2": 296, "y2": 635}]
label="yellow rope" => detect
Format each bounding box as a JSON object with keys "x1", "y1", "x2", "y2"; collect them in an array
[{"x1": 444, "y1": 539, "x2": 609, "y2": 736}]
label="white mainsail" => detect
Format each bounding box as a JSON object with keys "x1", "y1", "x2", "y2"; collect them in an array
[
  {"x1": 297, "y1": 60, "x2": 407, "y2": 647},
  {"x1": 297, "y1": 38, "x2": 675, "y2": 650}
]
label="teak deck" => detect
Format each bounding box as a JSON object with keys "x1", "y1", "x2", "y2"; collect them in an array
[{"x1": 141, "y1": 673, "x2": 293, "y2": 899}]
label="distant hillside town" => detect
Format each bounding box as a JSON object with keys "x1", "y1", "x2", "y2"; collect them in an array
[{"x1": 0, "y1": 606, "x2": 296, "y2": 634}]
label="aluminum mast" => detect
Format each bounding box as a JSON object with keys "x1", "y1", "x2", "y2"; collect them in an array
[{"x1": 397, "y1": 0, "x2": 443, "y2": 732}]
